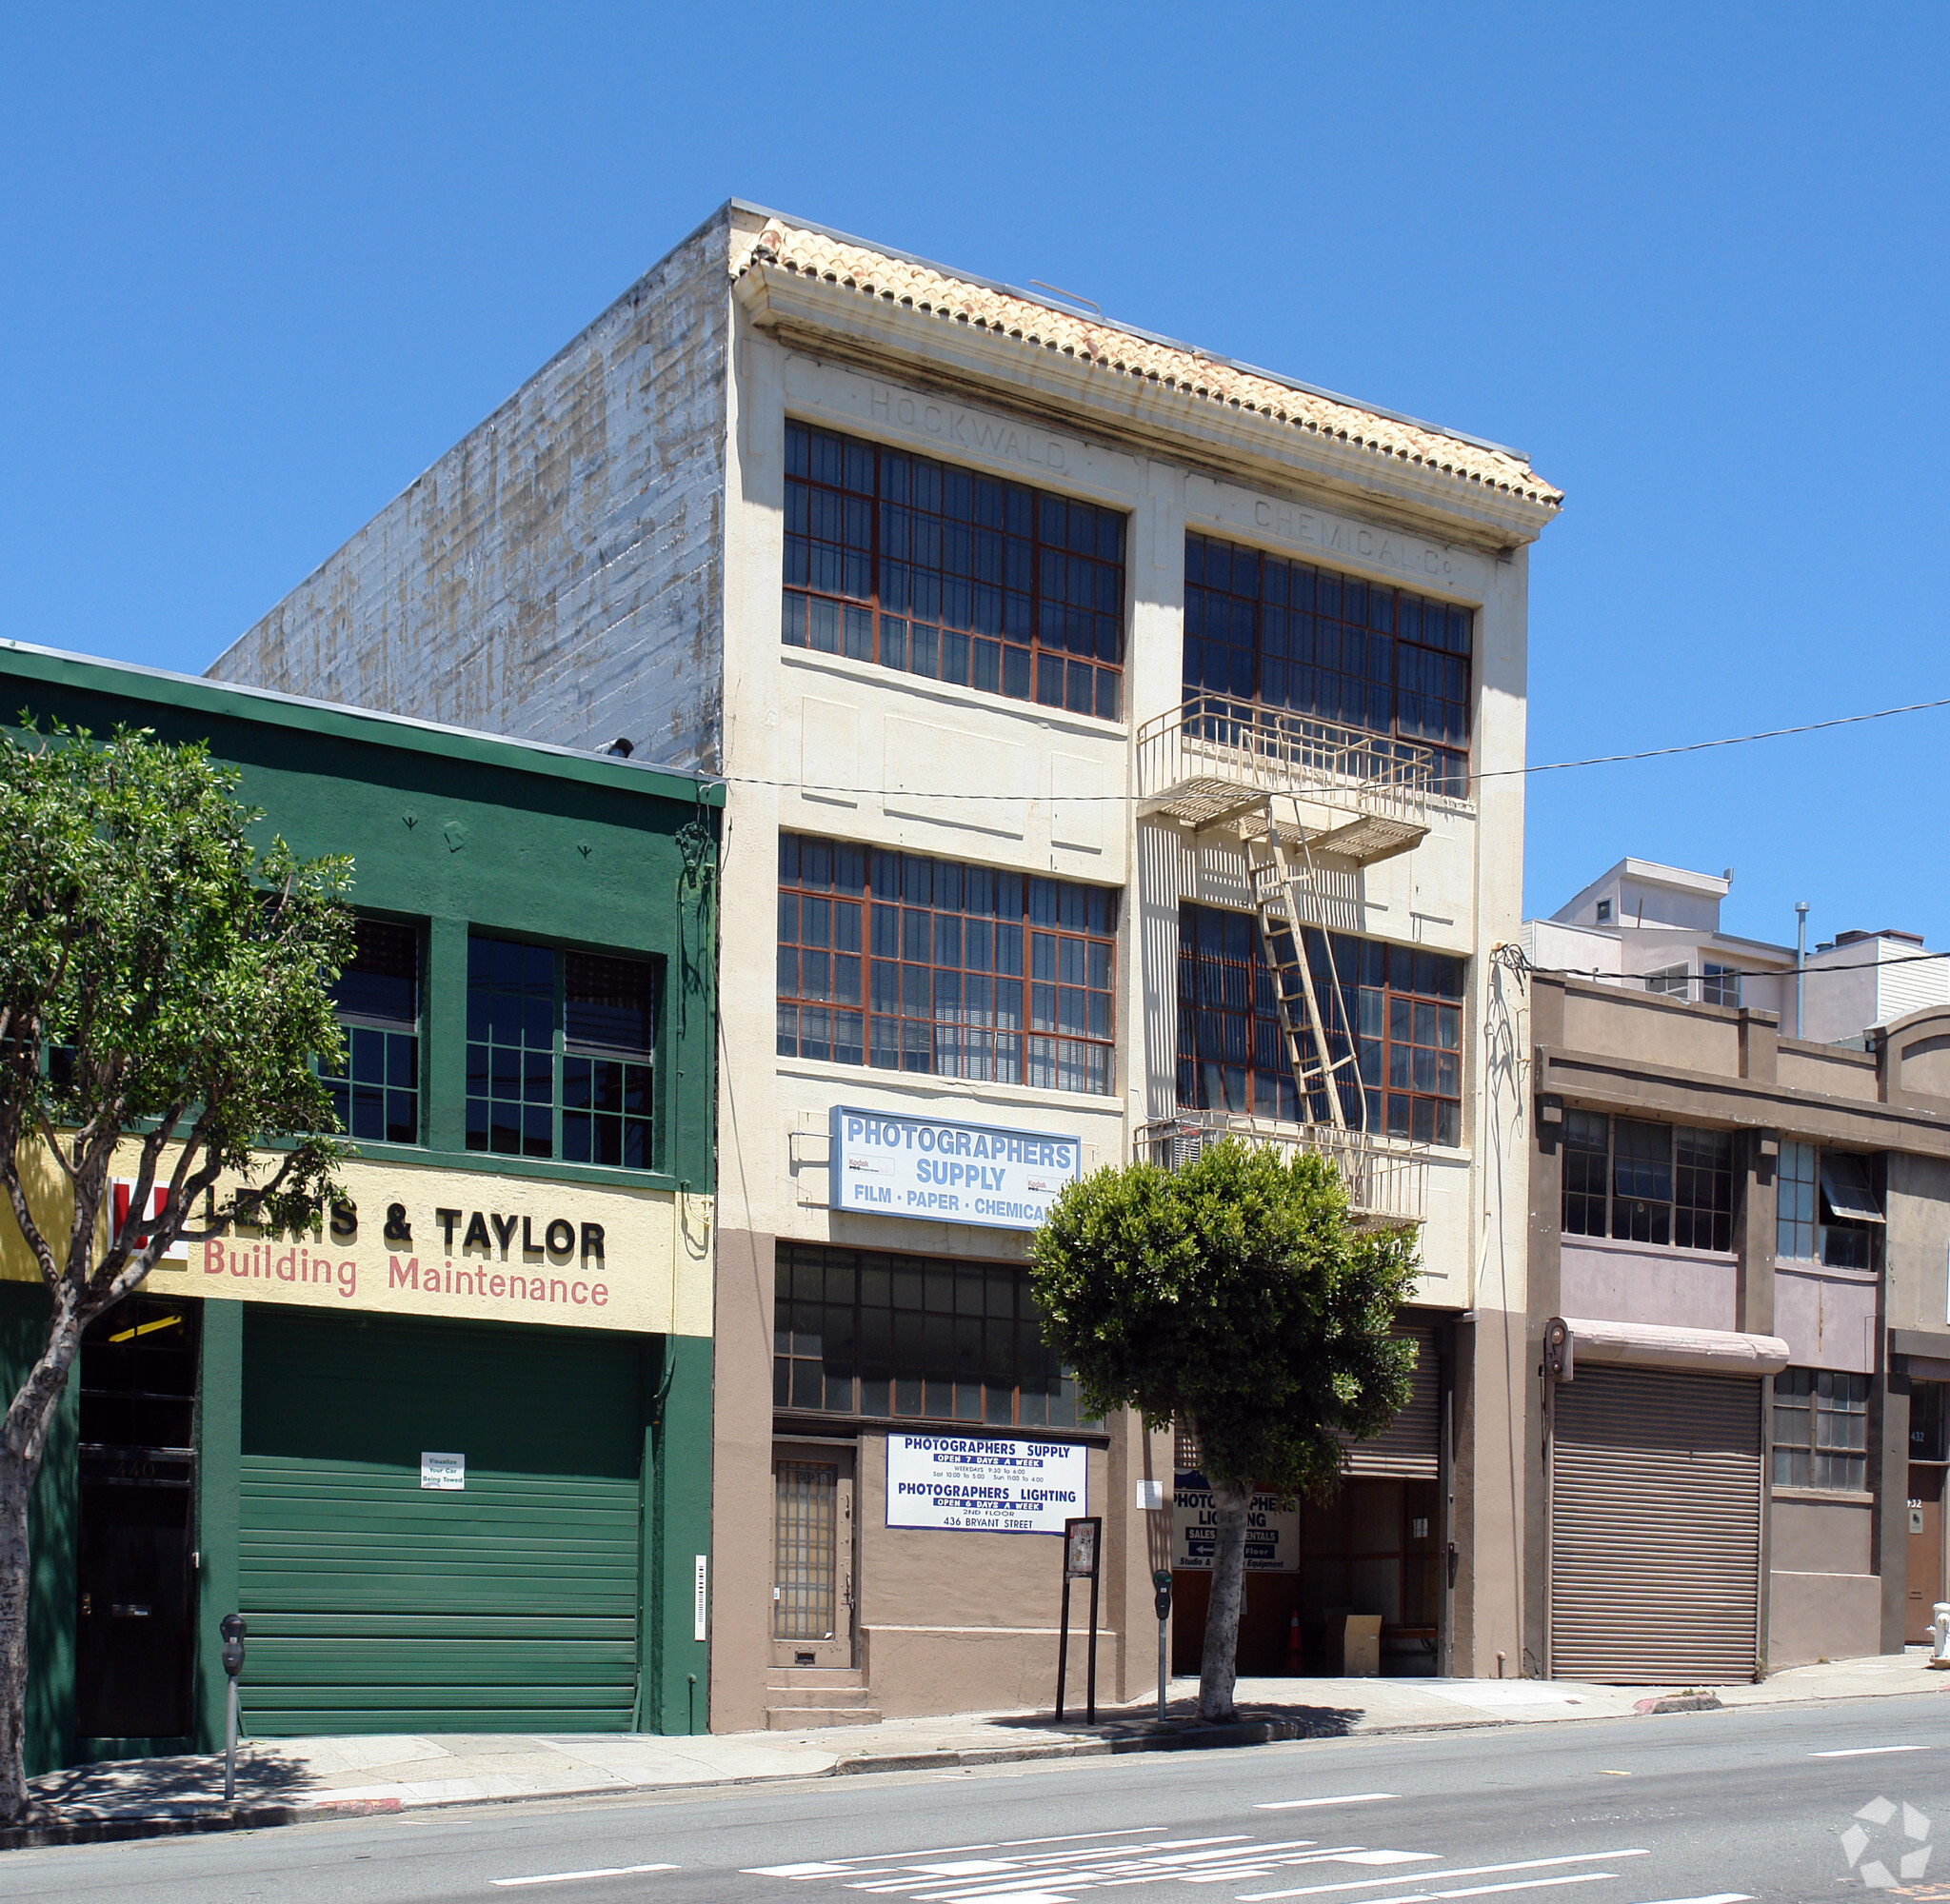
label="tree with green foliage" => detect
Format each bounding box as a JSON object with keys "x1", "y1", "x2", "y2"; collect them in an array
[
  {"x1": 0, "y1": 724, "x2": 352, "y2": 1820},
  {"x1": 1028, "y1": 1139, "x2": 1420, "y2": 1723}
]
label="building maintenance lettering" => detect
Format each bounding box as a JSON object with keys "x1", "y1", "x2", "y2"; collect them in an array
[
  {"x1": 885, "y1": 1433, "x2": 1087, "y2": 1535},
  {"x1": 829, "y1": 1107, "x2": 1082, "y2": 1231}
]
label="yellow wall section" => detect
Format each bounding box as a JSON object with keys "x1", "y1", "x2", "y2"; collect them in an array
[{"x1": 0, "y1": 1148, "x2": 713, "y2": 1339}]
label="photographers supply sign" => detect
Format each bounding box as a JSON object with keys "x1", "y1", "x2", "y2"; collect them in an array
[
  {"x1": 829, "y1": 1107, "x2": 1081, "y2": 1231},
  {"x1": 886, "y1": 1433, "x2": 1086, "y2": 1535},
  {"x1": 1173, "y1": 1474, "x2": 1301, "y2": 1572}
]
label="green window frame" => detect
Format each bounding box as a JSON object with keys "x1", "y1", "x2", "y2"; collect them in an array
[
  {"x1": 465, "y1": 936, "x2": 659, "y2": 1168},
  {"x1": 321, "y1": 917, "x2": 422, "y2": 1146}
]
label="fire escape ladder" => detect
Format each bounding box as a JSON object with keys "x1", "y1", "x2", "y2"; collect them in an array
[{"x1": 1244, "y1": 803, "x2": 1364, "y2": 1135}]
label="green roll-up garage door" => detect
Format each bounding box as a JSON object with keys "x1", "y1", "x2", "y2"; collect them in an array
[{"x1": 240, "y1": 1309, "x2": 647, "y2": 1734}]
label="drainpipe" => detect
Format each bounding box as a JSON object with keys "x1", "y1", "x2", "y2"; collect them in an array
[{"x1": 1795, "y1": 902, "x2": 1809, "y2": 1039}]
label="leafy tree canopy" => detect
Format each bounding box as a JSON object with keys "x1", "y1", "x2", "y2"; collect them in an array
[{"x1": 1028, "y1": 1140, "x2": 1421, "y2": 1499}]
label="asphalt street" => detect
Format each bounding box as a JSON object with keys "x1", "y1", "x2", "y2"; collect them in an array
[{"x1": 9, "y1": 1691, "x2": 1950, "y2": 1904}]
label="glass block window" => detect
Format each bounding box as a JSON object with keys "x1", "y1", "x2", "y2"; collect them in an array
[
  {"x1": 783, "y1": 421, "x2": 1127, "y2": 722},
  {"x1": 777, "y1": 835, "x2": 1116, "y2": 1096},
  {"x1": 1773, "y1": 1366, "x2": 1869, "y2": 1491},
  {"x1": 1175, "y1": 904, "x2": 1463, "y2": 1146},
  {"x1": 564, "y1": 952, "x2": 656, "y2": 1169},
  {"x1": 466, "y1": 938, "x2": 658, "y2": 1167},
  {"x1": 773, "y1": 1242, "x2": 1084, "y2": 1428},
  {"x1": 1184, "y1": 531, "x2": 1473, "y2": 794},
  {"x1": 321, "y1": 919, "x2": 420, "y2": 1144}
]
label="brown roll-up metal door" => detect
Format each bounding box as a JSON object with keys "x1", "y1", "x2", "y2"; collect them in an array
[
  {"x1": 1341, "y1": 1328, "x2": 1441, "y2": 1478},
  {"x1": 1549, "y1": 1364, "x2": 1761, "y2": 1684}
]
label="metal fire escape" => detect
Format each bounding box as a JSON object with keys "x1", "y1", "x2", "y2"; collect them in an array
[{"x1": 1135, "y1": 693, "x2": 1442, "y2": 1228}]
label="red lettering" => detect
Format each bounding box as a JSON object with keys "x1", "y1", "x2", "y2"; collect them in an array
[
  {"x1": 204, "y1": 1240, "x2": 226, "y2": 1278},
  {"x1": 571, "y1": 1280, "x2": 588, "y2": 1305},
  {"x1": 489, "y1": 1273, "x2": 506, "y2": 1299},
  {"x1": 549, "y1": 1279, "x2": 567, "y2": 1303},
  {"x1": 591, "y1": 1282, "x2": 607, "y2": 1306},
  {"x1": 388, "y1": 1256, "x2": 419, "y2": 1290}
]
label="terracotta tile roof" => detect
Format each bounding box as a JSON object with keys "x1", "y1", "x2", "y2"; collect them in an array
[{"x1": 729, "y1": 219, "x2": 1562, "y2": 514}]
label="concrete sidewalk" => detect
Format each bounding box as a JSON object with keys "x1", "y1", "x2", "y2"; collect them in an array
[{"x1": 25, "y1": 1649, "x2": 1950, "y2": 1832}]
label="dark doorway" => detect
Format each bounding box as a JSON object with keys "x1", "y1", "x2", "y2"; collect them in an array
[{"x1": 75, "y1": 1295, "x2": 199, "y2": 1740}]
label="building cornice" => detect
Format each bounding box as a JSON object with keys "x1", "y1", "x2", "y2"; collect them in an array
[{"x1": 732, "y1": 249, "x2": 1559, "y2": 552}]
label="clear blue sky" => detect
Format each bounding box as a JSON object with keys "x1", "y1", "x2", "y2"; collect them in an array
[{"x1": 3, "y1": 4, "x2": 1944, "y2": 951}]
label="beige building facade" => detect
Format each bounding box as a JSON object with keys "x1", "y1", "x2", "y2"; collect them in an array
[{"x1": 210, "y1": 202, "x2": 1562, "y2": 1722}]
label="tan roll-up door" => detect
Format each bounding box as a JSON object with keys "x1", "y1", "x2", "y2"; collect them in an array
[
  {"x1": 1341, "y1": 1328, "x2": 1441, "y2": 1478},
  {"x1": 1549, "y1": 1363, "x2": 1761, "y2": 1684}
]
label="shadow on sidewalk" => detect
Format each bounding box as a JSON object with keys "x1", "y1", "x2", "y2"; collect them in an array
[
  {"x1": 990, "y1": 1699, "x2": 1366, "y2": 1739},
  {"x1": 30, "y1": 1747, "x2": 318, "y2": 1817}
]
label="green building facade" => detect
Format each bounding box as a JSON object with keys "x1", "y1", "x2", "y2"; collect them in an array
[{"x1": 0, "y1": 641, "x2": 720, "y2": 1773}]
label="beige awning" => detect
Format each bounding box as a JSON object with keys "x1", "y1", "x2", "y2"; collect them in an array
[{"x1": 1555, "y1": 1315, "x2": 1790, "y2": 1379}]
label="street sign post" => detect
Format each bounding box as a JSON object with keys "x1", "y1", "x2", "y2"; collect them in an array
[{"x1": 1055, "y1": 1516, "x2": 1103, "y2": 1725}]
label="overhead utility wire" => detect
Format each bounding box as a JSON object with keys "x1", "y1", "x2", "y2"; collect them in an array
[{"x1": 691, "y1": 690, "x2": 1950, "y2": 805}]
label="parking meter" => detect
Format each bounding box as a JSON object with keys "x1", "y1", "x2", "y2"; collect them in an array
[
  {"x1": 1152, "y1": 1569, "x2": 1172, "y2": 1722},
  {"x1": 220, "y1": 1614, "x2": 247, "y2": 1800}
]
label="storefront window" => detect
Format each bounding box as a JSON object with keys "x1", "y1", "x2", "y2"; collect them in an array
[
  {"x1": 783, "y1": 422, "x2": 1127, "y2": 722},
  {"x1": 466, "y1": 937, "x2": 657, "y2": 1166},
  {"x1": 774, "y1": 1242, "x2": 1085, "y2": 1428},
  {"x1": 321, "y1": 918, "x2": 420, "y2": 1144},
  {"x1": 1773, "y1": 1366, "x2": 1868, "y2": 1490},
  {"x1": 777, "y1": 836, "x2": 1116, "y2": 1096}
]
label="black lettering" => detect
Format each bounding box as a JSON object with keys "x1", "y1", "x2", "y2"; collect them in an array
[
  {"x1": 462, "y1": 1211, "x2": 492, "y2": 1253},
  {"x1": 433, "y1": 1207, "x2": 460, "y2": 1249},
  {"x1": 546, "y1": 1219, "x2": 575, "y2": 1256},
  {"x1": 580, "y1": 1221, "x2": 605, "y2": 1263},
  {"x1": 489, "y1": 1212, "x2": 518, "y2": 1251},
  {"x1": 328, "y1": 1199, "x2": 357, "y2": 1242}
]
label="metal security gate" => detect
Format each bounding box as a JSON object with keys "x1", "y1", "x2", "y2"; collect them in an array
[
  {"x1": 1549, "y1": 1364, "x2": 1761, "y2": 1684},
  {"x1": 239, "y1": 1309, "x2": 646, "y2": 1733},
  {"x1": 1341, "y1": 1327, "x2": 1440, "y2": 1478}
]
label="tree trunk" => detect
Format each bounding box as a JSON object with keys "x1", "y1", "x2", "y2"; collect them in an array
[
  {"x1": 1197, "y1": 1478, "x2": 1250, "y2": 1722},
  {"x1": 0, "y1": 1314, "x2": 84, "y2": 1823}
]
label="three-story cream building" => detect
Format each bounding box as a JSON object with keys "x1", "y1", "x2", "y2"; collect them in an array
[{"x1": 210, "y1": 202, "x2": 1562, "y2": 1724}]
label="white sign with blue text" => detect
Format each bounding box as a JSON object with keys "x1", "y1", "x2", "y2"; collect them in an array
[
  {"x1": 828, "y1": 1107, "x2": 1082, "y2": 1231},
  {"x1": 885, "y1": 1432, "x2": 1087, "y2": 1535}
]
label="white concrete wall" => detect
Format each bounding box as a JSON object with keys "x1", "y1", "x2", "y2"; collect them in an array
[{"x1": 208, "y1": 207, "x2": 747, "y2": 774}]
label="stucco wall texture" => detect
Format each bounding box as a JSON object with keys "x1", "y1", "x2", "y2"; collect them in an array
[{"x1": 208, "y1": 208, "x2": 745, "y2": 775}]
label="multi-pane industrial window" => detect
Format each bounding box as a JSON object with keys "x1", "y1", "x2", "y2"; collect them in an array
[
  {"x1": 776, "y1": 835, "x2": 1116, "y2": 1096},
  {"x1": 783, "y1": 421, "x2": 1127, "y2": 721},
  {"x1": 466, "y1": 937, "x2": 656, "y2": 1166},
  {"x1": 1175, "y1": 904, "x2": 1463, "y2": 1146},
  {"x1": 774, "y1": 1242, "x2": 1084, "y2": 1428},
  {"x1": 321, "y1": 919, "x2": 419, "y2": 1144},
  {"x1": 1701, "y1": 963, "x2": 1741, "y2": 1006},
  {"x1": 1776, "y1": 1140, "x2": 1881, "y2": 1269},
  {"x1": 1773, "y1": 1367, "x2": 1868, "y2": 1490},
  {"x1": 1183, "y1": 532, "x2": 1473, "y2": 794},
  {"x1": 1561, "y1": 1112, "x2": 1734, "y2": 1250}
]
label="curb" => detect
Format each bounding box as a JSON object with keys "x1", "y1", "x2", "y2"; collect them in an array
[
  {"x1": 17, "y1": 1677, "x2": 1950, "y2": 1848},
  {"x1": 0, "y1": 1796, "x2": 398, "y2": 1852}
]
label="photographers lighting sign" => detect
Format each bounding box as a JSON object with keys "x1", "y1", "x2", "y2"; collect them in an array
[
  {"x1": 886, "y1": 1433, "x2": 1087, "y2": 1535},
  {"x1": 829, "y1": 1107, "x2": 1081, "y2": 1231}
]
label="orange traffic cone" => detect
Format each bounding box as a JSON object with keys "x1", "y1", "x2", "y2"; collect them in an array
[{"x1": 1284, "y1": 1608, "x2": 1303, "y2": 1675}]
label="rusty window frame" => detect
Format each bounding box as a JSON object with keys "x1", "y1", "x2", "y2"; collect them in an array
[
  {"x1": 777, "y1": 834, "x2": 1116, "y2": 1098},
  {"x1": 782, "y1": 420, "x2": 1127, "y2": 722},
  {"x1": 1184, "y1": 530, "x2": 1473, "y2": 795}
]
